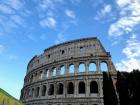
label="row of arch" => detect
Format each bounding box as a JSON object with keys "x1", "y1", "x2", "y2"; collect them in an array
[
  {"x1": 27, "y1": 62, "x2": 108, "y2": 84},
  {"x1": 22, "y1": 81, "x2": 99, "y2": 99}
]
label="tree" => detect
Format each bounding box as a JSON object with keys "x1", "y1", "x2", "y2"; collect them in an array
[
  {"x1": 116, "y1": 71, "x2": 130, "y2": 105},
  {"x1": 103, "y1": 72, "x2": 118, "y2": 105}
]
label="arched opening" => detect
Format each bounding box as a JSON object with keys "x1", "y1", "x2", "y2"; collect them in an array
[
  {"x1": 67, "y1": 82, "x2": 74, "y2": 94},
  {"x1": 60, "y1": 65, "x2": 65, "y2": 75},
  {"x1": 27, "y1": 89, "x2": 30, "y2": 98},
  {"x1": 57, "y1": 83, "x2": 63, "y2": 95},
  {"x1": 69, "y1": 64, "x2": 74, "y2": 73},
  {"x1": 79, "y1": 82, "x2": 85, "y2": 94},
  {"x1": 89, "y1": 62, "x2": 96, "y2": 72},
  {"x1": 80, "y1": 46, "x2": 85, "y2": 53},
  {"x1": 46, "y1": 69, "x2": 50, "y2": 78},
  {"x1": 35, "y1": 87, "x2": 40, "y2": 97},
  {"x1": 100, "y1": 62, "x2": 108, "y2": 71},
  {"x1": 30, "y1": 75, "x2": 33, "y2": 82},
  {"x1": 31, "y1": 88, "x2": 34, "y2": 97},
  {"x1": 90, "y1": 81, "x2": 98, "y2": 93},
  {"x1": 48, "y1": 84, "x2": 54, "y2": 95},
  {"x1": 40, "y1": 71, "x2": 43, "y2": 79},
  {"x1": 79, "y1": 63, "x2": 85, "y2": 72},
  {"x1": 35, "y1": 72, "x2": 37, "y2": 81},
  {"x1": 42, "y1": 85, "x2": 46, "y2": 96},
  {"x1": 53, "y1": 67, "x2": 56, "y2": 76}
]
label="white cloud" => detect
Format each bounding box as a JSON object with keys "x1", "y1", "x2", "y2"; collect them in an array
[
  {"x1": 10, "y1": 15, "x2": 24, "y2": 26},
  {"x1": 27, "y1": 34, "x2": 37, "y2": 41},
  {"x1": 8, "y1": 0, "x2": 23, "y2": 10},
  {"x1": 122, "y1": 34, "x2": 140, "y2": 58},
  {"x1": 0, "y1": 4, "x2": 15, "y2": 14},
  {"x1": 65, "y1": 9, "x2": 76, "y2": 19},
  {"x1": 116, "y1": 0, "x2": 131, "y2": 8},
  {"x1": 93, "y1": 4, "x2": 116, "y2": 22},
  {"x1": 0, "y1": 0, "x2": 30, "y2": 35},
  {"x1": 69, "y1": 0, "x2": 81, "y2": 5},
  {"x1": 102, "y1": 5, "x2": 112, "y2": 15},
  {"x1": 0, "y1": 45, "x2": 5, "y2": 54},
  {"x1": 9, "y1": 55, "x2": 18, "y2": 60},
  {"x1": 37, "y1": 0, "x2": 64, "y2": 18},
  {"x1": 54, "y1": 22, "x2": 68, "y2": 44},
  {"x1": 116, "y1": 34, "x2": 140, "y2": 71},
  {"x1": 116, "y1": 58, "x2": 140, "y2": 72},
  {"x1": 109, "y1": 0, "x2": 140, "y2": 37},
  {"x1": 55, "y1": 33, "x2": 65, "y2": 44},
  {"x1": 40, "y1": 17, "x2": 56, "y2": 28}
]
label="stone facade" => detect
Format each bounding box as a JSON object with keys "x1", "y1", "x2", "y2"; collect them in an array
[{"x1": 20, "y1": 37, "x2": 117, "y2": 105}]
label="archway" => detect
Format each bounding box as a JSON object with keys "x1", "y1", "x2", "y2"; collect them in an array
[
  {"x1": 90, "y1": 81, "x2": 98, "y2": 93},
  {"x1": 67, "y1": 82, "x2": 74, "y2": 94},
  {"x1": 79, "y1": 82, "x2": 85, "y2": 94}
]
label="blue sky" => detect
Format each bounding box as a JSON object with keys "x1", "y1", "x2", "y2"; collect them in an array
[{"x1": 0, "y1": 0, "x2": 140, "y2": 99}]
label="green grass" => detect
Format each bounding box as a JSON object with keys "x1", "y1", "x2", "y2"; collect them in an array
[{"x1": 0, "y1": 88, "x2": 24, "y2": 105}]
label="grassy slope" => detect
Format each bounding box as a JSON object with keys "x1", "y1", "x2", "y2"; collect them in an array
[{"x1": 0, "y1": 88, "x2": 24, "y2": 105}]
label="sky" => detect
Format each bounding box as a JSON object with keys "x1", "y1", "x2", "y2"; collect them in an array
[{"x1": 0, "y1": 0, "x2": 140, "y2": 99}]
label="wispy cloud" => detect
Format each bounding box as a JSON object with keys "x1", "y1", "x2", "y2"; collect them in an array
[
  {"x1": 0, "y1": 44, "x2": 5, "y2": 54},
  {"x1": 40, "y1": 17, "x2": 56, "y2": 28},
  {"x1": 0, "y1": 0, "x2": 30, "y2": 35},
  {"x1": 69, "y1": 0, "x2": 81, "y2": 5},
  {"x1": 94, "y1": 4, "x2": 116, "y2": 22},
  {"x1": 0, "y1": 4, "x2": 15, "y2": 14},
  {"x1": 94, "y1": 4, "x2": 112, "y2": 20},
  {"x1": 27, "y1": 34, "x2": 37, "y2": 41},
  {"x1": 55, "y1": 33, "x2": 66, "y2": 44},
  {"x1": 116, "y1": 34, "x2": 140, "y2": 71},
  {"x1": 10, "y1": 15, "x2": 24, "y2": 26},
  {"x1": 9, "y1": 55, "x2": 18, "y2": 60},
  {"x1": 123, "y1": 34, "x2": 140, "y2": 58},
  {"x1": 91, "y1": 0, "x2": 104, "y2": 7},
  {"x1": 108, "y1": 0, "x2": 140, "y2": 71},
  {"x1": 109, "y1": 0, "x2": 140, "y2": 37},
  {"x1": 116, "y1": 58, "x2": 140, "y2": 72},
  {"x1": 54, "y1": 22, "x2": 69, "y2": 44},
  {"x1": 65, "y1": 9, "x2": 76, "y2": 19},
  {"x1": 37, "y1": 0, "x2": 64, "y2": 18}
]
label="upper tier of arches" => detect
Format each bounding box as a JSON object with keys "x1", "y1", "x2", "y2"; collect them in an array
[
  {"x1": 25, "y1": 61, "x2": 113, "y2": 85},
  {"x1": 27, "y1": 37, "x2": 111, "y2": 74}
]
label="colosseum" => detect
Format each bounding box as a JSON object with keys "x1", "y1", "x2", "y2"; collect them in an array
[{"x1": 20, "y1": 37, "x2": 117, "y2": 105}]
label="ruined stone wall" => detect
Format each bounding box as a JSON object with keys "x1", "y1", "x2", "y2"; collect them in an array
[{"x1": 21, "y1": 37, "x2": 117, "y2": 105}]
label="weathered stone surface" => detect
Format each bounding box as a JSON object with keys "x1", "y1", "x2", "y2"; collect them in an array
[{"x1": 20, "y1": 37, "x2": 117, "y2": 105}]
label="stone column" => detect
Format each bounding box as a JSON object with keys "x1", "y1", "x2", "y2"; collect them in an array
[
  {"x1": 75, "y1": 81, "x2": 78, "y2": 97},
  {"x1": 46, "y1": 83, "x2": 49, "y2": 97},
  {"x1": 86, "y1": 79, "x2": 89, "y2": 96},
  {"x1": 48, "y1": 69, "x2": 50, "y2": 78},
  {"x1": 57, "y1": 66, "x2": 60, "y2": 76},
  {"x1": 41, "y1": 70, "x2": 45, "y2": 79},
  {"x1": 50, "y1": 68, "x2": 53, "y2": 78},
  {"x1": 96, "y1": 60, "x2": 100, "y2": 73},
  {"x1": 85, "y1": 61, "x2": 89, "y2": 74},
  {"x1": 64, "y1": 81, "x2": 67, "y2": 97},
  {"x1": 74, "y1": 62, "x2": 79, "y2": 74},
  {"x1": 99, "y1": 79, "x2": 103, "y2": 97},
  {"x1": 65, "y1": 63, "x2": 69, "y2": 75},
  {"x1": 39, "y1": 85, "x2": 42, "y2": 97},
  {"x1": 54, "y1": 82, "x2": 57, "y2": 97},
  {"x1": 107, "y1": 59, "x2": 112, "y2": 72}
]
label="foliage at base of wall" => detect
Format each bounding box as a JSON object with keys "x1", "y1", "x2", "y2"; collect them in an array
[
  {"x1": 116, "y1": 70, "x2": 140, "y2": 105},
  {"x1": 103, "y1": 70, "x2": 140, "y2": 105},
  {"x1": 0, "y1": 88, "x2": 24, "y2": 105}
]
